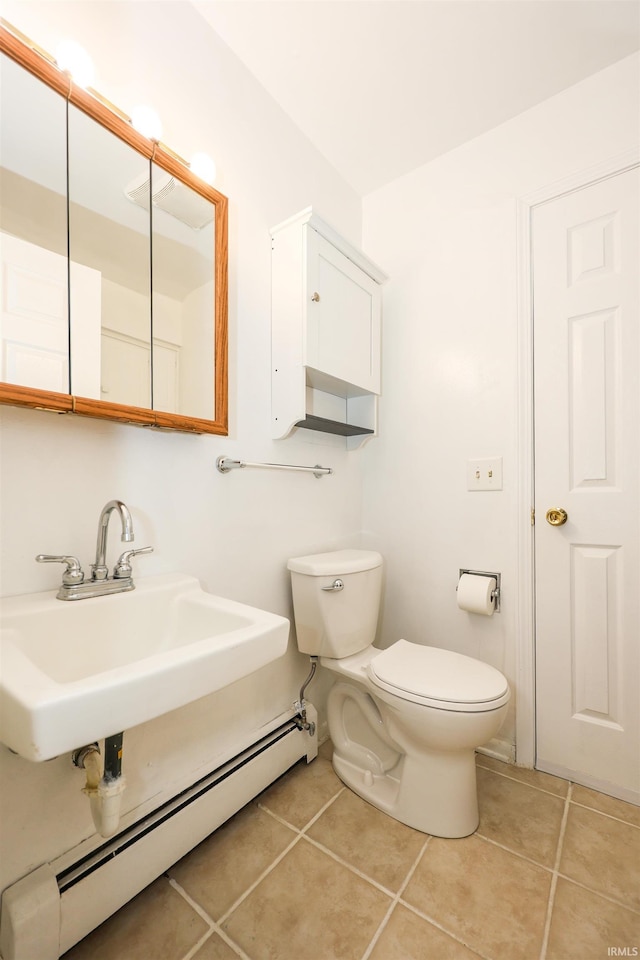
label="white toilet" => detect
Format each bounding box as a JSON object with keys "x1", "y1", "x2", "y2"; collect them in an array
[{"x1": 288, "y1": 549, "x2": 510, "y2": 838}]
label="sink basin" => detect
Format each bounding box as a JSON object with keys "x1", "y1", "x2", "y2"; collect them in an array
[{"x1": 0, "y1": 573, "x2": 290, "y2": 761}]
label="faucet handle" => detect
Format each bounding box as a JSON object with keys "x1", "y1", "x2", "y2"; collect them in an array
[
  {"x1": 113, "y1": 546, "x2": 153, "y2": 579},
  {"x1": 36, "y1": 554, "x2": 85, "y2": 585}
]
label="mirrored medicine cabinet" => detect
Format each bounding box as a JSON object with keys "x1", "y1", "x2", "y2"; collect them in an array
[{"x1": 0, "y1": 25, "x2": 228, "y2": 434}]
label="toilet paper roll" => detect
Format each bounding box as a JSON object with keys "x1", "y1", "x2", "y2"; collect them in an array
[{"x1": 457, "y1": 574, "x2": 497, "y2": 616}]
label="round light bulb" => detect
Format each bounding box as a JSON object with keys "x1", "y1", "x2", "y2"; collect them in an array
[
  {"x1": 131, "y1": 105, "x2": 163, "y2": 141},
  {"x1": 190, "y1": 152, "x2": 217, "y2": 185},
  {"x1": 55, "y1": 39, "x2": 95, "y2": 89}
]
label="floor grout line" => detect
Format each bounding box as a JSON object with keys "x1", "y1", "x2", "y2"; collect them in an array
[
  {"x1": 257, "y1": 784, "x2": 346, "y2": 836},
  {"x1": 205, "y1": 924, "x2": 254, "y2": 960},
  {"x1": 473, "y1": 830, "x2": 555, "y2": 873},
  {"x1": 177, "y1": 930, "x2": 217, "y2": 960},
  {"x1": 169, "y1": 877, "x2": 252, "y2": 960},
  {"x1": 302, "y1": 833, "x2": 398, "y2": 898},
  {"x1": 259, "y1": 791, "x2": 448, "y2": 908},
  {"x1": 554, "y1": 872, "x2": 640, "y2": 916},
  {"x1": 568, "y1": 799, "x2": 640, "y2": 830},
  {"x1": 359, "y1": 837, "x2": 431, "y2": 960},
  {"x1": 476, "y1": 759, "x2": 640, "y2": 829},
  {"x1": 299, "y1": 785, "x2": 347, "y2": 832},
  {"x1": 254, "y1": 802, "x2": 305, "y2": 833},
  {"x1": 538, "y1": 781, "x2": 573, "y2": 960},
  {"x1": 357, "y1": 896, "x2": 397, "y2": 960},
  {"x1": 475, "y1": 760, "x2": 569, "y2": 801},
  {"x1": 396, "y1": 897, "x2": 494, "y2": 960},
  {"x1": 214, "y1": 787, "x2": 348, "y2": 928},
  {"x1": 167, "y1": 875, "x2": 217, "y2": 928},
  {"x1": 216, "y1": 832, "x2": 303, "y2": 926},
  {"x1": 168, "y1": 782, "x2": 347, "y2": 960}
]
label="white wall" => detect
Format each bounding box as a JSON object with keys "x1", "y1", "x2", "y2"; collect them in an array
[
  {"x1": 361, "y1": 53, "x2": 640, "y2": 754},
  {"x1": 0, "y1": 0, "x2": 363, "y2": 893}
]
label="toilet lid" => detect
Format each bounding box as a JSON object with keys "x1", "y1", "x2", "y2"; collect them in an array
[{"x1": 368, "y1": 640, "x2": 509, "y2": 707}]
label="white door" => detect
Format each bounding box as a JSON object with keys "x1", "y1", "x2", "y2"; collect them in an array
[
  {"x1": 0, "y1": 232, "x2": 69, "y2": 392},
  {"x1": 100, "y1": 331, "x2": 151, "y2": 408},
  {"x1": 533, "y1": 167, "x2": 639, "y2": 804}
]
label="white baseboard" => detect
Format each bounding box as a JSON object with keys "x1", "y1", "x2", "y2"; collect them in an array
[
  {"x1": 537, "y1": 757, "x2": 640, "y2": 807},
  {"x1": 476, "y1": 737, "x2": 516, "y2": 765}
]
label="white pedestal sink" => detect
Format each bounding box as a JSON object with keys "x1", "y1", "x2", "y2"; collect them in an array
[{"x1": 0, "y1": 573, "x2": 290, "y2": 761}]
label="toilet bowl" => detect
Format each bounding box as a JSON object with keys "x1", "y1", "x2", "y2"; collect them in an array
[
  {"x1": 288, "y1": 549, "x2": 510, "y2": 838},
  {"x1": 324, "y1": 641, "x2": 509, "y2": 836}
]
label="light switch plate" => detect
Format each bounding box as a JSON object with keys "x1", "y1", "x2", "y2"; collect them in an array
[{"x1": 467, "y1": 457, "x2": 503, "y2": 491}]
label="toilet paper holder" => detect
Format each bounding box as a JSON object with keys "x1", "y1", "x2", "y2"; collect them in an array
[{"x1": 458, "y1": 569, "x2": 501, "y2": 613}]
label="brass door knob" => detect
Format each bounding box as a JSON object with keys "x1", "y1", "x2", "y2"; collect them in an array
[{"x1": 546, "y1": 508, "x2": 568, "y2": 526}]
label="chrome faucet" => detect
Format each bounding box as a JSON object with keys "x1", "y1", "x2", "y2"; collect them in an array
[
  {"x1": 36, "y1": 500, "x2": 153, "y2": 600},
  {"x1": 92, "y1": 500, "x2": 134, "y2": 581}
]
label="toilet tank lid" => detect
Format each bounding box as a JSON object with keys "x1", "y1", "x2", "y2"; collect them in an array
[{"x1": 287, "y1": 549, "x2": 383, "y2": 576}]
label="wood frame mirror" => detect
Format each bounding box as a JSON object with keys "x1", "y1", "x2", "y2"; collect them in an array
[{"x1": 0, "y1": 23, "x2": 228, "y2": 435}]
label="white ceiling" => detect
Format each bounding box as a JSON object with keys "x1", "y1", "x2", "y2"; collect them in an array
[{"x1": 193, "y1": 0, "x2": 640, "y2": 195}]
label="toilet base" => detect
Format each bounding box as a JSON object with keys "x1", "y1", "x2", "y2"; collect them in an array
[{"x1": 331, "y1": 746, "x2": 480, "y2": 839}]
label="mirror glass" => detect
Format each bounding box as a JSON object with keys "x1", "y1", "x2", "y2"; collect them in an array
[
  {"x1": 151, "y1": 161, "x2": 215, "y2": 419},
  {"x1": 0, "y1": 27, "x2": 228, "y2": 434},
  {"x1": 0, "y1": 53, "x2": 69, "y2": 394},
  {"x1": 68, "y1": 104, "x2": 152, "y2": 406}
]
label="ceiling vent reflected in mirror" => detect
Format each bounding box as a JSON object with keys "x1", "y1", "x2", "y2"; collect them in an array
[{"x1": 124, "y1": 169, "x2": 214, "y2": 230}]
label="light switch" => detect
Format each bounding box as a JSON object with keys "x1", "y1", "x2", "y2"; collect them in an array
[{"x1": 467, "y1": 457, "x2": 503, "y2": 491}]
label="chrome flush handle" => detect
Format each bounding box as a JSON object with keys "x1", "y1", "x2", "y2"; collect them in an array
[{"x1": 321, "y1": 578, "x2": 344, "y2": 592}]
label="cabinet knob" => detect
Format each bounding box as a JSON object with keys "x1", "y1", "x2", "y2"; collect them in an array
[{"x1": 311, "y1": 292, "x2": 320, "y2": 302}]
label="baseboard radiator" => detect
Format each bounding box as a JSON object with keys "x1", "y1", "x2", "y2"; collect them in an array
[{"x1": 1, "y1": 708, "x2": 317, "y2": 960}]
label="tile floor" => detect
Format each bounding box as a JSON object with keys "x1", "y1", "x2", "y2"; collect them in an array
[{"x1": 64, "y1": 743, "x2": 640, "y2": 960}]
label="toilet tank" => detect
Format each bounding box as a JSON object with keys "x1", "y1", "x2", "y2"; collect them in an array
[{"x1": 287, "y1": 550, "x2": 383, "y2": 657}]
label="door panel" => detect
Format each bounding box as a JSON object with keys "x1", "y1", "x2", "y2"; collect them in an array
[
  {"x1": 100, "y1": 331, "x2": 150, "y2": 409},
  {"x1": 0, "y1": 232, "x2": 68, "y2": 392},
  {"x1": 533, "y1": 167, "x2": 639, "y2": 803}
]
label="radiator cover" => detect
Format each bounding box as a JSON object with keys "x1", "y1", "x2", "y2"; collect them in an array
[{"x1": 1, "y1": 707, "x2": 316, "y2": 960}]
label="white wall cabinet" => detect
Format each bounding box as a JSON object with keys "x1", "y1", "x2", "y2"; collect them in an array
[{"x1": 271, "y1": 208, "x2": 386, "y2": 448}]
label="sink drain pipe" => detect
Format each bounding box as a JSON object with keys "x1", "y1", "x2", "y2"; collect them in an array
[{"x1": 73, "y1": 734, "x2": 126, "y2": 838}]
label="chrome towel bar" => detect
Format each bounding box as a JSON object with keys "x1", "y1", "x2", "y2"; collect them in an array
[{"x1": 216, "y1": 456, "x2": 332, "y2": 479}]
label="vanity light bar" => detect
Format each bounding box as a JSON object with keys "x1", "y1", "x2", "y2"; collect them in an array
[
  {"x1": 0, "y1": 18, "x2": 209, "y2": 179},
  {"x1": 216, "y1": 456, "x2": 333, "y2": 479},
  {"x1": 0, "y1": 17, "x2": 55, "y2": 64}
]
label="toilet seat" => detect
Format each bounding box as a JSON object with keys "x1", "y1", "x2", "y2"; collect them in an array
[{"x1": 367, "y1": 640, "x2": 510, "y2": 712}]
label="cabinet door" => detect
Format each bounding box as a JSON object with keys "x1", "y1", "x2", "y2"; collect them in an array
[{"x1": 305, "y1": 226, "x2": 381, "y2": 394}]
